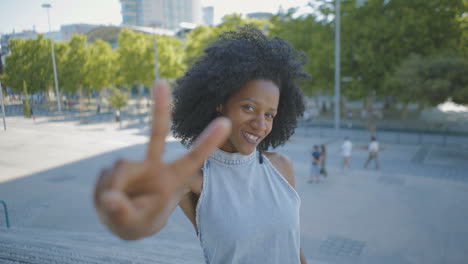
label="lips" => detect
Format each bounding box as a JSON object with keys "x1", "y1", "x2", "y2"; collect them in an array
[{"x1": 242, "y1": 130, "x2": 261, "y2": 144}]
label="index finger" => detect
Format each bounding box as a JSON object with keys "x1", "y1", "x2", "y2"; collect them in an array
[
  {"x1": 172, "y1": 117, "x2": 231, "y2": 175},
  {"x1": 146, "y1": 81, "x2": 171, "y2": 161}
]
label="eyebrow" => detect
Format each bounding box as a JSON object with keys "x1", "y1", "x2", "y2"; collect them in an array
[{"x1": 241, "y1": 97, "x2": 277, "y2": 112}]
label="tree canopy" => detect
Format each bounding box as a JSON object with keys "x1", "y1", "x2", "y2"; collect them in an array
[
  {"x1": 1, "y1": 1, "x2": 466, "y2": 109},
  {"x1": 2, "y1": 35, "x2": 52, "y2": 94}
]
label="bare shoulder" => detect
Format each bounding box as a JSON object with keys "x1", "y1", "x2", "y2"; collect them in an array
[{"x1": 263, "y1": 152, "x2": 295, "y2": 188}]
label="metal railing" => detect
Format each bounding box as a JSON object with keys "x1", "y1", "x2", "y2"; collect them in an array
[
  {"x1": 0, "y1": 200, "x2": 10, "y2": 228},
  {"x1": 296, "y1": 122, "x2": 468, "y2": 148}
]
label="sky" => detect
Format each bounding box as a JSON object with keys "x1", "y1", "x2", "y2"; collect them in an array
[{"x1": 0, "y1": 0, "x2": 311, "y2": 34}]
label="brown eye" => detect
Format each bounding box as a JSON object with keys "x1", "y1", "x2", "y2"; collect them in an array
[{"x1": 242, "y1": 105, "x2": 255, "y2": 112}]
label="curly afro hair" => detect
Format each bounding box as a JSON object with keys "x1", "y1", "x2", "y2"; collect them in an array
[{"x1": 172, "y1": 25, "x2": 309, "y2": 152}]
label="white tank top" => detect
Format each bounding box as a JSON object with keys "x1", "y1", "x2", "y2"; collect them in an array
[{"x1": 196, "y1": 148, "x2": 301, "y2": 263}]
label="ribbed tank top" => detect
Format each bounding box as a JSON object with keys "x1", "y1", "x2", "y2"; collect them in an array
[{"x1": 196, "y1": 148, "x2": 301, "y2": 264}]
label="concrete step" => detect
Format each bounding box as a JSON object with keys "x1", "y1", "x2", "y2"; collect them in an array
[{"x1": 0, "y1": 227, "x2": 204, "y2": 263}]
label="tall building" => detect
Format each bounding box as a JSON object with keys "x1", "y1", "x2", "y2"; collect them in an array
[
  {"x1": 120, "y1": 0, "x2": 139, "y2": 25},
  {"x1": 202, "y1": 6, "x2": 214, "y2": 26},
  {"x1": 120, "y1": 0, "x2": 202, "y2": 30}
]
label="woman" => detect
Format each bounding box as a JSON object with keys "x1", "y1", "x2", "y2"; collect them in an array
[{"x1": 94, "y1": 26, "x2": 309, "y2": 263}]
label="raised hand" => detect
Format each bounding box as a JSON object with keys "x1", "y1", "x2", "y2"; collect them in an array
[{"x1": 94, "y1": 81, "x2": 231, "y2": 240}]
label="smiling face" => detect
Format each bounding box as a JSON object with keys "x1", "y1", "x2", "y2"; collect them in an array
[{"x1": 217, "y1": 79, "x2": 280, "y2": 155}]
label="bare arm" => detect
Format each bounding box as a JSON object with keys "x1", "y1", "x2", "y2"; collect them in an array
[{"x1": 94, "y1": 81, "x2": 231, "y2": 240}]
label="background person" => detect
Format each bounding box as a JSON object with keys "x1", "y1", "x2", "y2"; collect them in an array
[
  {"x1": 364, "y1": 136, "x2": 379, "y2": 169},
  {"x1": 309, "y1": 145, "x2": 322, "y2": 183},
  {"x1": 341, "y1": 136, "x2": 353, "y2": 171}
]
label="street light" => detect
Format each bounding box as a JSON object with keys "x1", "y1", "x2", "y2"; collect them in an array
[
  {"x1": 0, "y1": 51, "x2": 6, "y2": 130},
  {"x1": 0, "y1": 79, "x2": 6, "y2": 131},
  {"x1": 148, "y1": 21, "x2": 162, "y2": 120},
  {"x1": 42, "y1": 3, "x2": 61, "y2": 113},
  {"x1": 334, "y1": 0, "x2": 341, "y2": 132}
]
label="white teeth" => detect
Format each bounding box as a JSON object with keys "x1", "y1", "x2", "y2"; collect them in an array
[{"x1": 244, "y1": 132, "x2": 259, "y2": 141}]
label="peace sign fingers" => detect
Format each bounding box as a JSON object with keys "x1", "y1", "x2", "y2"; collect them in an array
[
  {"x1": 171, "y1": 117, "x2": 231, "y2": 177},
  {"x1": 146, "y1": 81, "x2": 171, "y2": 163}
]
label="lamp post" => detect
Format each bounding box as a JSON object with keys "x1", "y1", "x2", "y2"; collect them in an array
[
  {"x1": 149, "y1": 21, "x2": 161, "y2": 85},
  {"x1": 334, "y1": 0, "x2": 341, "y2": 133},
  {"x1": 0, "y1": 80, "x2": 6, "y2": 131},
  {"x1": 0, "y1": 51, "x2": 6, "y2": 130},
  {"x1": 148, "y1": 21, "x2": 161, "y2": 120},
  {"x1": 42, "y1": 3, "x2": 61, "y2": 113}
]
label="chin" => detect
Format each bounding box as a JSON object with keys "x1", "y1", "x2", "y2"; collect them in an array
[{"x1": 236, "y1": 136, "x2": 261, "y2": 155}]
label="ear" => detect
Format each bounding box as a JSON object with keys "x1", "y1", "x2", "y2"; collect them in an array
[{"x1": 216, "y1": 104, "x2": 223, "y2": 114}]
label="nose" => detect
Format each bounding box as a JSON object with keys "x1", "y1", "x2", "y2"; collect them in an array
[{"x1": 251, "y1": 114, "x2": 267, "y2": 131}]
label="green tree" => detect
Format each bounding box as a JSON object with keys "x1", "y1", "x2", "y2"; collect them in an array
[
  {"x1": 60, "y1": 34, "x2": 89, "y2": 95},
  {"x1": 459, "y1": 1, "x2": 468, "y2": 57},
  {"x1": 59, "y1": 34, "x2": 90, "y2": 113},
  {"x1": 3, "y1": 35, "x2": 53, "y2": 94},
  {"x1": 420, "y1": 55, "x2": 468, "y2": 105},
  {"x1": 184, "y1": 25, "x2": 215, "y2": 64},
  {"x1": 117, "y1": 29, "x2": 153, "y2": 89},
  {"x1": 86, "y1": 39, "x2": 116, "y2": 93},
  {"x1": 184, "y1": 14, "x2": 271, "y2": 66},
  {"x1": 338, "y1": 0, "x2": 465, "y2": 101},
  {"x1": 53, "y1": 41, "x2": 70, "y2": 104},
  {"x1": 214, "y1": 13, "x2": 270, "y2": 36},
  {"x1": 109, "y1": 87, "x2": 128, "y2": 128},
  {"x1": 269, "y1": 10, "x2": 334, "y2": 95},
  {"x1": 386, "y1": 54, "x2": 468, "y2": 112},
  {"x1": 23, "y1": 80, "x2": 31, "y2": 118},
  {"x1": 153, "y1": 35, "x2": 186, "y2": 79}
]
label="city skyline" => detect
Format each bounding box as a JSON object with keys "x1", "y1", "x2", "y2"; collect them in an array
[
  {"x1": 1, "y1": 0, "x2": 311, "y2": 34},
  {"x1": 120, "y1": 0, "x2": 203, "y2": 30}
]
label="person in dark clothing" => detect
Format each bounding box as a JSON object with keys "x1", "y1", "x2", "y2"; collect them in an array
[
  {"x1": 320, "y1": 144, "x2": 327, "y2": 177},
  {"x1": 309, "y1": 145, "x2": 322, "y2": 183},
  {"x1": 30, "y1": 106, "x2": 35, "y2": 121}
]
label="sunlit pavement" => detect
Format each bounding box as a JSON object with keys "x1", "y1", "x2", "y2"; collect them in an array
[{"x1": 1, "y1": 116, "x2": 468, "y2": 264}]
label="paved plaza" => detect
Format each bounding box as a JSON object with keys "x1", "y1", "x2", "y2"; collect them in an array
[{"x1": 1, "y1": 116, "x2": 468, "y2": 263}]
